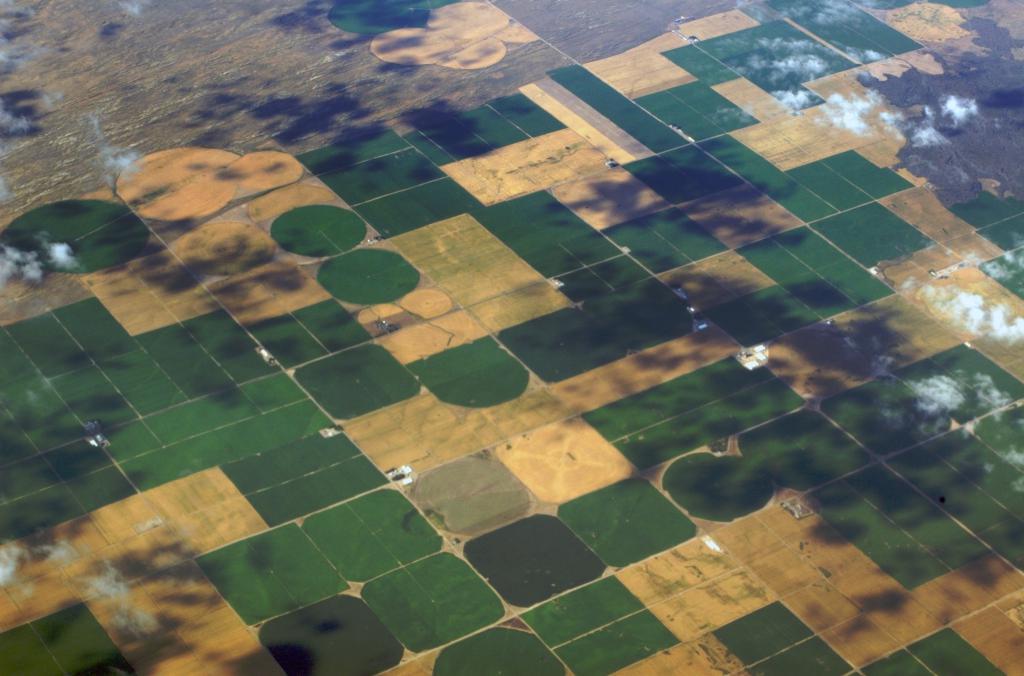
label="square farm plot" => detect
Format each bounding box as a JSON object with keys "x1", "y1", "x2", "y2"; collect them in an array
[
  {"x1": 0, "y1": 604, "x2": 133, "y2": 675},
  {"x1": 294, "y1": 344, "x2": 420, "y2": 419}
]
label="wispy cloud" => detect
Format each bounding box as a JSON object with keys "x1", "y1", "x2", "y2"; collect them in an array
[
  {"x1": 86, "y1": 114, "x2": 140, "y2": 186},
  {"x1": 820, "y1": 90, "x2": 884, "y2": 134},
  {"x1": 941, "y1": 95, "x2": 979, "y2": 127},
  {"x1": 920, "y1": 285, "x2": 1024, "y2": 342}
]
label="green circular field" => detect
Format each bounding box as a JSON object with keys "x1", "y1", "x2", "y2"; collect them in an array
[
  {"x1": 317, "y1": 249, "x2": 420, "y2": 305},
  {"x1": 328, "y1": 0, "x2": 456, "y2": 35},
  {"x1": 408, "y1": 338, "x2": 529, "y2": 408},
  {"x1": 271, "y1": 205, "x2": 365, "y2": 257},
  {"x1": 435, "y1": 628, "x2": 564, "y2": 676},
  {"x1": 1, "y1": 200, "x2": 150, "y2": 272},
  {"x1": 662, "y1": 453, "x2": 774, "y2": 522}
]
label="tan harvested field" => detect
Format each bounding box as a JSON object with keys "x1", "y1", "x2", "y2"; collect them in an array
[
  {"x1": 226, "y1": 151, "x2": 305, "y2": 197},
  {"x1": 880, "y1": 187, "x2": 1001, "y2": 255},
  {"x1": 785, "y1": 581, "x2": 862, "y2": 633},
  {"x1": 0, "y1": 273, "x2": 91, "y2": 326},
  {"x1": 679, "y1": 184, "x2": 803, "y2": 248},
  {"x1": 468, "y1": 281, "x2": 571, "y2": 332},
  {"x1": 442, "y1": 128, "x2": 609, "y2": 205},
  {"x1": 677, "y1": 9, "x2": 760, "y2": 40},
  {"x1": 398, "y1": 288, "x2": 454, "y2": 319},
  {"x1": 822, "y1": 615, "x2": 901, "y2": 668},
  {"x1": 659, "y1": 251, "x2": 776, "y2": 309},
  {"x1": 584, "y1": 33, "x2": 693, "y2": 99},
  {"x1": 383, "y1": 652, "x2": 437, "y2": 676},
  {"x1": 744, "y1": 545, "x2": 822, "y2": 598},
  {"x1": 85, "y1": 250, "x2": 220, "y2": 335},
  {"x1": 376, "y1": 309, "x2": 489, "y2": 363},
  {"x1": 618, "y1": 636, "x2": 744, "y2": 675},
  {"x1": 346, "y1": 389, "x2": 573, "y2": 473},
  {"x1": 647, "y1": 569, "x2": 775, "y2": 642},
  {"x1": 885, "y1": 2, "x2": 972, "y2": 42},
  {"x1": 878, "y1": 244, "x2": 961, "y2": 290},
  {"x1": 208, "y1": 260, "x2": 329, "y2": 325},
  {"x1": 391, "y1": 214, "x2": 547, "y2": 307},
  {"x1": 520, "y1": 81, "x2": 653, "y2": 164},
  {"x1": 954, "y1": 607, "x2": 1024, "y2": 674},
  {"x1": 549, "y1": 167, "x2": 670, "y2": 230},
  {"x1": 766, "y1": 322, "x2": 876, "y2": 399},
  {"x1": 831, "y1": 294, "x2": 962, "y2": 371},
  {"x1": 171, "y1": 220, "x2": 278, "y2": 277},
  {"x1": 711, "y1": 514, "x2": 785, "y2": 562},
  {"x1": 712, "y1": 78, "x2": 792, "y2": 123},
  {"x1": 911, "y1": 554, "x2": 1024, "y2": 623},
  {"x1": 551, "y1": 326, "x2": 739, "y2": 413},
  {"x1": 495, "y1": 417, "x2": 634, "y2": 504},
  {"x1": 246, "y1": 181, "x2": 341, "y2": 224},
  {"x1": 370, "y1": 2, "x2": 536, "y2": 71},
  {"x1": 617, "y1": 539, "x2": 738, "y2": 606}
]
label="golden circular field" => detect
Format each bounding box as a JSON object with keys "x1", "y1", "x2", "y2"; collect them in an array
[{"x1": 172, "y1": 220, "x2": 277, "y2": 277}]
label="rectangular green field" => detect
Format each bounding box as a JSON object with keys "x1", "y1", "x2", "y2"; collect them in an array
[
  {"x1": 0, "y1": 483, "x2": 84, "y2": 540},
  {"x1": 0, "y1": 454, "x2": 59, "y2": 503},
  {"x1": 713, "y1": 601, "x2": 813, "y2": 666},
  {"x1": 49, "y1": 365, "x2": 135, "y2": 427},
  {"x1": 413, "y1": 105, "x2": 528, "y2": 160},
  {"x1": 749, "y1": 637, "x2": 850, "y2": 676},
  {"x1": 355, "y1": 177, "x2": 482, "y2": 237},
  {"x1": 811, "y1": 202, "x2": 933, "y2": 267},
  {"x1": 950, "y1": 191, "x2": 1024, "y2": 228},
  {"x1": 604, "y1": 208, "x2": 726, "y2": 273},
  {"x1": 498, "y1": 277, "x2": 693, "y2": 382},
  {"x1": 142, "y1": 388, "x2": 261, "y2": 445},
  {"x1": 488, "y1": 93, "x2": 566, "y2": 137},
  {"x1": 319, "y1": 147, "x2": 443, "y2": 204},
  {"x1": 238, "y1": 373, "x2": 307, "y2": 412},
  {"x1": 637, "y1": 82, "x2": 756, "y2": 141},
  {"x1": 821, "y1": 377, "x2": 937, "y2": 455},
  {"x1": 292, "y1": 300, "x2": 371, "y2": 352},
  {"x1": 555, "y1": 256, "x2": 650, "y2": 302},
  {"x1": 6, "y1": 313, "x2": 88, "y2": 378},
  {"x1": 248, "y1": 314, "x2": 327, "y2": 367},
  {"x1": 982, "y1": 251, "x2": 1024, "y2": 300},
  {"x1": 135, "y1": 323, "x2": 235, "y2": 398},
  {"x1": 555, "y1": 610, "x2": 679, "y2": 676},
  {"x1": 548, "y1": 65, "x2": 684, "y2": 153},
  {"x1": 296, "y1": 128, "x2": 410, "y2": 175},
  {"x1": 863, "y1": 650, "x2": 933, "y2": 676},
  {"x1": 404, "y1": 129, "x2": 455, "y2": 166},
  {"x1": 52, "y1": 298, "x2": 137, "y2": 361},
  {"x1": 473, "y1": 191, "x2": 620, "y2": 277},
  {"x1": 786, "y1": 161, "x2": 872, "y2": 212},
  {"x1": 97, "y1": 349, "x2": 188, "y2": 416},
  {"x1": 0, "y1": 327, "x2": 36, "y2": 385},
  {"x1": 624, "y1": 145, "x2": 743, "y2": 205},
  {"x1": 815, "y1": 480, "x2": 950, "y2": 588},
  {"x1": 704, "y1": 285, "x2": 821, "y2": 345},
  {"x1": 522, "y1": 577, "x2": 644, "y2": 647},
  {"x1": 700, "y1": 136, "x2": 836, "y2": 221},
  {"x1": 0, "y1": 604, "x2": 132, "y2": 675},
  {"x1": 661, "y1": 46, "x2": 738, "y2": 85},
  {"x1": 978, "y1": 212, "x2": 1024, "y2": 250},
  {"x1": 932, "y1": 430, "x2": 1024, "y2": 517},
  {"x1": 818, "y1": 150, "x2": 912, "y2": 199},
  {"x1": 222, "y1": 433, "x2": 363, "y2": 493},
  {"x1": 0, "y1": 372, "x2": 82, "y2": 452},
  {"x1": 907, "y1": 628, "x2": 1002, "y2": 676},
  {"x1": 181, "y1": 310, "x2": 276, "y2": 384},
  {"x1": 768, "y1": 0, "x2": 922, "y2": 58},
  {"x1": 0, "y1": 407, "x2": 38, "y2": 465}
]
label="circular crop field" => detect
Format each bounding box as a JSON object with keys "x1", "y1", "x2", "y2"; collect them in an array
[
  {"x1": 662, "y1": 453, "x2": 774, "y2": 522},
  {"x1": 271, "y1": 205, "x2": 365, "y2": 257},
  {"x1": 317, "y1": 249, "x2": 420, "y2": 305},
  {"x1": 435, "y1": 628, "x2": 564, "y2": 676},
  {"x1": 408, "y1": 337, "x2": 529, "y2": 408},
  {"x1": 172, "y1": 221, "x2": 276, "y2": 276},
  {"x1": 1, "y1": 200, "x2": 150, "y2": 273}
]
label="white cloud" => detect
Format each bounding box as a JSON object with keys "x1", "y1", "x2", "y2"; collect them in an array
[
  {"x1": 46, "y1": 242, "x2": 77, "y2": 270},
  {"x1": 773, "y1": 89, "x2": 817, "y2": 111},
  {"x1": 0, "y1": 544, "x2": 25, "y2": 586},
  {"x1": 982, "y1": 249, "x2": 1024, "y2": 282},
  {"x1": 910, "y1": 122, "x2": 948, "y2": 147},
  {"x1": 85, "y1": 563, "x2": 158, "y2": 637},
  {"x1": 846, "y1": 47, "x2": 885, "y2": 63},
  {"x1": 941, "y1": 95, "x2": 979, "y2": 127},
  {"x1": 821, "y1": 91, "x2": 883, "y2": 135},
  {"x1": 86, "y1": 114, "x2": 141, "y2": 186},
  {"x1": 920, "y1": 286, "x2": 1024, "y2": 342},
  {"x1": 118, "y1": 0, "x2": 147, "y2": 16},
  {"x1": 0, "y1": 245, "x2": 43, "y2": 287},
  {"x1": 908, "y1": 374, "x2": 965, "y2": 417}
]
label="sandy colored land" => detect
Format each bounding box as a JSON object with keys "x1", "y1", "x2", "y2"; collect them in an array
[
  {"x1": 680, "y1": 184, "x2": 803, "y2": 248},
  {"x1": 785, "y1": 582, "x2": 861, "y2": 633},
  {"x1": 346, "y1": 388, "x2": 573, "y2": 473},
  {"x1": 617, "y1": 539, "x2": 737, "y2": 606},
  {"x1": 549, "y1": 166, "x2": 670, "y2": 230},
  {"x1": 647, "y1": 568, "x2": 775, "y2": 642},
  {"x1": 863, "y1": 50, "x2": 945, "y2": 82},
  {"x1": 767, "y1": 322, "x2": 877, "y2": 399},
  {"x1": 398, "y1": 288, "x2": 453, "y2": 319},
  {"x1": 116, "y1": 148, "x2": 303, "y2": 223},
  {"x1": 832, "y1": 294, "x2": 962, "y2": 372},
  {"x1": 677, "y1": 9, "x2": 760, "y2": 41},
  {"x1": 585, "y1": 33, "x2": 693, "y2": 99},
  {"x1": 885, "y1": 3, "x2": 971, "y2": 42},
  {"x1": 495, "y1": 417, "x2": 634, "y2": 504},
  {"x1": 171, "y1": 220, "x2": 278, "y2": 278},
  {"x1": 209, "y1": 260, "x2": 329, "y2": 325},
  {"x1": 822, "y1": 615, "x2": 901, "y2": 668},
  {"x1": 954, "y1": 607, "x2": 1024, "y2": 675},
  {"x1": 246, "y1": 181, "x2": 341, "y2": 224},
  {"x1": 357, "y1": 303, "x2": 407, "y2": 326},
  {"x1": 659, "y1": 251, "x2": 776, "y2": 309},
  {"x1": 911, "y1": 555, "x2": 1024, "y2": 624},
  {"x1": 442, "y1": 128, "x2": 609, "y2": 206},
  {"x1": 618, "y1": 636, "x2": 743, "y2": 675},
  {"x1": 376, "y1": 309, "x2": 489, "y2": 363},
  {"x1": 551, "y1": 327, "x2": 738, "y2": 414},
  {"x1": 712, "y1": 78, "x2": 791, "y2": 123},
  {"x1": 520, "y1": 81, "x2": 653, "y2": 164},
  {"x1": 370, "y1": 2, "x2": 536, "y2": 71},
  {"x1": 881, "y1": 187, "x2": 1000, "y2": 254},
  {"x1": 744, "y1": 544, "x2": 823, "y2": 598},
  {"x1": 85, "y1": 249, "x2": 220, "y2": 335},
  {"x1": 391, "y1": 214, "x2": 547, "y2": 307},
  {"x1": 384, "y1": 652, "x2": 437, "y2": 676},
  {"x1": 0, "y1": 273, "x2": 92, "y2": 326},
  {"x1": 878, "y1": 244, "x2": 961, "y2": 290},
  {"x1": 467, "y1": 281, "x2": 571, "y2": 332}
]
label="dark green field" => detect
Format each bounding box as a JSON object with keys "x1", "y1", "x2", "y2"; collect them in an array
[
  {"x1": 407, "y1": 337, "x2": 529, "y2": 407},
  {"x1": 624, "y1": 145, "x2": 744, "y2": 205},
  {"x1": 435, "y1": 628, "x2": 565, "y2": 676},
  {"x1": 271, "y1": 205, "x2": 366, "y2": 257},
  {"x1": 295, "y1": 345, "x2": 420, "y2": 419},
  {"x1": 317, "y1": 249, "x2": 421, "y2": 304},
  {"x1": 0, "y1": 604, "x2": 132, "y2": 675},
  {"x1": 811, "y1": 203, "x2": 933, "y2": 267},
  {"x1": 604, "y1": 208, "x2": 726, "y2": 273}
]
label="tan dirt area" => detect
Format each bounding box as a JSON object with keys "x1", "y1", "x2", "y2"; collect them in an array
[
  {"x1": 549, "y1": 167, "x2": 671, "y2": 230},
  {"x1": 585, "y1": 33, "x2": 694, "y2": 99},
  {"x1": 679, "y1": 184, "x2": 803, "y2": 248}
]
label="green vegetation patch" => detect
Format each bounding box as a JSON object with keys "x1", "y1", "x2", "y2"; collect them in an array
[
  {"x1": 239, "y1": 372, "x2": 307, "y2": 412},
  {"x1": 181, "y1": 310, "x2": 276, "y2": 384},
  {"x1": 412, "y1": 105, "x2": 528, "y2": 160},
  {"x1": 713, "y1": 602, "x2": 813, "y2": 665},
  {"x1": 319, "y1": 147, "x2": 443, "y2": 204},
  {"x1": 661, "y1": 46, "x2": 737, "y2": 85},
  {"x1": 768, "y1": 0, "x2": 922, "y2": 58},
  {"x1": 271, "y1": 205, "x2": 366, "y2": 257},
  {"x1": 0, "y1": 603, "x2": 132, "y2": 675},
  {"x1": 0, "y1": 484, "x2": 84, "y2": 540},
  {"x1": 294, "y1": 345, "x2": 419, "y2": 418},
  {"x1": 292, "y1": 300, "x2": 371, "y2": 352},
  {"x1": 786, "y1": 161, "x2": 872, "y2": 211},
  {"x1": 950, "y1": 190, "x2": 1024, "y2": 228},
  {"x1": 52, "y1": 297, "x2": 137, "y2": 360},
  {"x1": 436, "y1": 628, "x2": 564, "y2": 676},
  {"x1": 637, "y1": 81, "x2": 757, "y2": 141},
  {"x1": 0, "y1": 370, "x2": 81, "y2": 452},
  {"x1": 863, "y1": 650, "x2": 933, "y2": 676},
  {"x1": 811, "y1": 202, "x2": 933, "y2": 267},
  {"x1": 700, "y1": 136, "x2": 836, "y2": 221},
  {"x1": 906, "y1": 628, "x2": 1002, "y2": 675},
  {"x1": 303, "y1": 489, "x2": 441, "y2": 581},
  {"x1": 297, "y1": 128, "x2": 410, "y2": 175},
  {"x1": 522, "y1": 576, "x2": 644, "y2": 647},
  {"x1": 327, "y1": 0, "x2": 458, "y2": 34},
  {"x1": 748, "y1": 636, "x2": 850, "y2": 676},
  {"x1": 817, "y1": 150, "x2": 912, "y2": 199},
  {"x1": 499, "y1": 278, "x2": 692, "y2": 382},
  {"x1": 260, "y1": 595, "x2": 404, "y2": 676},
  {"x1": 559, "y1": 479, "x2": 696, "y2": 567},
  {"x1": 317, "y1": 249, "x2": 420, "y2": 304},
  {"x1": 555, "y1": 610, "x2": 678, "y2": 676},
  {"x1": 704, "y1": 285, "x2": 823, "y2": 345},
  {"x1": 97, "y1": 348, "x2": 187, "y2": 416},
  {"x1": 548, "y1": 65, "x2": 683, "y2": 153},
  {"x1": 982, "y1": 249, "x2": 1024, "y2": 300},
  {"x1": 463, "y1": 515, "x2": 606, "y2": 607},
  {"x1": 1, "y1": 199, "x2": 150, "y2": 272},
  {"x1": 663, "y1": 454, "x2": 775, "y2": 522},
  {"x1": 473, "y1": 191, "x2": 620, "y2": 277},
  {"x1": 555, "y1": 256, "x2": 650, "y2": 303},
  {"x1": 6, "y1": 312, "x2": 87, "y2": 377},
  {"x1": 356, "y1": 177, "x2": 481, "y2": 238},
  {"x1": 822, "y1": 376, "x2": 936, "y2": 454},
  {"x1": 136, "y1": 322, "x2": 235, "y2": 398},
  {"x1": 978, "y1": 213, "x2": 1024, "y2": 251},
  {"x1": 605, "y1": 207, "x2": 726, "y2": 273},
  {"x1": 197, "y1": 523, "x2": 348, "y2": 624},
  {"x1": 143, "y1": 387, "x2": 259, "y2": 445},
  {"x1": 362, "y1": 552, "x2": 504, "y2": 652},
  {"x1": 625, "y1": 145, "x2": 743, "y2": 205},
  {"x1": 248, "y1": 314, "x2": 327, "y2": 367},
  {"x1": 935, "y1": 429, "x2": 1024, "y2": 519},
  {"x1": 408, "y1": 337, "x2": 529, "y2": 407},
  {"x1": 489, "y1": 93, "x2": 566, "y2": 137},
  {"x1": 50, "y1": 365, "x2": 135, "y2": 427}
]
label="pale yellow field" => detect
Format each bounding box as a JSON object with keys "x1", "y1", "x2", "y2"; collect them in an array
[
  {"x1": 550, "y1": 166, "x2": 670, "y2": 230},
  {"x1": 585, "y1": 33, "x2": 693, "y2": 99}
]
